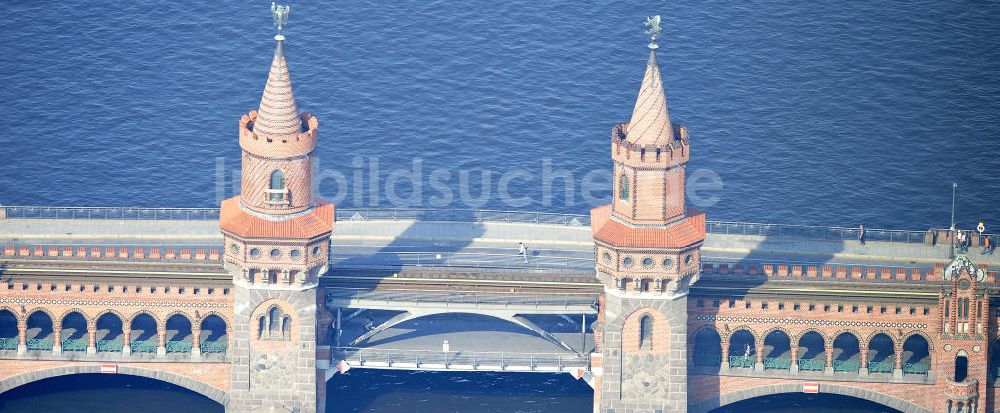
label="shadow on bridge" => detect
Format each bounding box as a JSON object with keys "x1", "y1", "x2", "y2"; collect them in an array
[
  {"x1": 327, "y1": 209, "x2": 488, "y2": 283},
  {"x1": 691, "y1": 229, "x2": 848, "y2": 401}
]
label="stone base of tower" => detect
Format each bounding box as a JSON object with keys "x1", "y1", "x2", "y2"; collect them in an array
[
  {"x1": 227, "y1": 285, "x2": 321, "y2": 413},
  {"x1": 596, "y1": 290, "x2": 689, "y2": 413}
]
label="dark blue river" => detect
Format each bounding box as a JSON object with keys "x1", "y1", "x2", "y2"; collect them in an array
[{"x1": 1, "y1": 0, "x2": 998, "y2": 411}]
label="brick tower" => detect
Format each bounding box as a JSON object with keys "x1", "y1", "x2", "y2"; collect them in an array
[
  {"x1": 589, "y1": 15, "x2": 706, "y2": 413},
  {"x1": 936, "y1": 255, "x2": 990, "y2": 413},
  {"x1": 219, "y1": 4, "x2": 334, "y2": 412}
]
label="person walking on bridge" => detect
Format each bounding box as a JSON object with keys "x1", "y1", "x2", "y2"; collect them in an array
[
  {"x1": 984, "y1": 235, "x2": 992, "y2": 255},
  {"x1": 517, "y1": 242, "x2": 529, "y2": 264},
  {"x1": 858, "y1": 224, "x2": 866, "y2": 245}
]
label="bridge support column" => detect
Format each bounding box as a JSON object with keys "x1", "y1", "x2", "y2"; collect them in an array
[
  {"x1": 720, "y1": 340, "x2": 730, "y2": 372},
  {"x1": 156, "y1": 329, "x2": 166, "y2": 358},
  {"x1": 824, "y1": 345, "x2": 834, "y2": 375},
  {"x1": 191, "y1": 328, "x2": 201, "y2": 359},
  {"x1": 595, "y1": 290, "x2": 688, "y2": 412},
  {"x1": 790, "y1": 344, "x2": 799, "y2": 374},
  {"x1": 754, "y1": 341, "x2": 764, "y2": 371},
  {"x1": 16, "y1": 320, "x2": 26, "y2": 355},
  {"x1": 122, "y1": 326, "x2": 131, "y2": 356},
  {"x1": 52, "y1": 327, "x2": 62, "y2": 355},
  {"x1": 892, "y1": 344, "x2": 903, "y2": 379},
  {"x1": 859, "y1": 344, "x2": 869, "y2": 376},
  {"x1": 86, "y1": 321, "x2": 96, "y2": 355}
]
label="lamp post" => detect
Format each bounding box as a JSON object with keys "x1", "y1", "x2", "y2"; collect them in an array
[{"x1": 950, "y1": 183, "x2": 958, "y2": 258}]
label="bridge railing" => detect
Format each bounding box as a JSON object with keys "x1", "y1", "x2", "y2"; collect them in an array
[
  {"x1": 336, "y1": 208, "x2": 591, "y2": 226},
  {"x1": 329, "y1": 250, "x2": 594, "y2": 273},
  {"x1": 335, "y1": 347, "x2": 588, "y2": 371},
  {"x1": 0, "y1": 206, "x2": 219, "y2": 221},
  {"x1": 326, "y1": 288, "x2": 598, "y2": 309}
]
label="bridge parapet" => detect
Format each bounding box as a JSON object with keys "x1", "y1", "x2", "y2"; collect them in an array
[
  {"x1": 334, "y1": 347, "x2": 587, "y2": 373},
  {"x1": 2, "y1": 243, "x2": 222, "y2": 262},
  {"x1": 700, "y1": 262, "x2": 998, "y2": 285}
]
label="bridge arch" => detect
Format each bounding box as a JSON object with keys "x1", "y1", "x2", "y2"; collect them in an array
[
  {"x1": 691, "y1": 383, "x2": 930, "y2": 413},
  {"x1": 348, "y1": 310, "x2": 579, "y2": 353},
  {"x1": 0, "y1": 365, "x2": 228, "y2": 406},
  {"x1": 690, "y1": 326, "x2": 722, "y2": 367},
  {"x1": 0, "y1": 308, "x2": 19, "y2": 345},
  {"x1": 830, "y1": 330, "x2": 862, "y2": 372}
]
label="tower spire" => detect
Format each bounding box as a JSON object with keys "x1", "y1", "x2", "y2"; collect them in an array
[
  {"x1": 624, "y1": 15, "x2": 673, "y2": 147},
  {"x1": 253, "y1": 3, "x2": 301, "y2": 138}
]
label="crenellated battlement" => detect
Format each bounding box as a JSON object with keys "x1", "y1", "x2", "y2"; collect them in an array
[
  {"x1": 239, "y1": 110, "x2": 318, "y2": 158},
  {"x1": 611, "y1": 122, "x2": 691, "y2": 169}
]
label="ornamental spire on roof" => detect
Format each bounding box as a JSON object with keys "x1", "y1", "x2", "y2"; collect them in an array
[
  {"x1": 624, "y1": 15, "x2": 674, "y2": 147},
  {"x1": 253, "y1": 3, "x2": 302, "y2": 138}
]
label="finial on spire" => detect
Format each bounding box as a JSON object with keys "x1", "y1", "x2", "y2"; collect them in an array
[
  {"x1": 271, "y1": 2, "x2": 291, "y2": 41},
  {"x1": 644, "y1": 15, "x2": 662, "y2": 50}
]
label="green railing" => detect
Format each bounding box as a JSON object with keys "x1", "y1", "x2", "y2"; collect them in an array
[
  {"x1": 729, "y1": 355, "x2": 754, "y2": 369},
  {"x1": 165, "y1": 341, "x2": 192, "y2": 353},
  {"x1": 200, "y1": 341, "x2": 227, "y2": 354},
  {"x1": 763, "y1": 357, "x2": 791, "y2": 370},
  {"x1": 692, "y1": 353, "x2": 722, "y2": 367},
  {"x1": 797, "y1": 358, "x2": 826, "y2": 371},
  {"x1": 27, "y1": 338, "x2": 53, "y2": 351},
  {"x1": 868, "y1": 360, "x2": 894, "y2": 373},
  {"x1": 833, "y1": 359, "x2": 861, "y2": 372},
  {"x1": 61, "y1": 338, "x2": 88, "y2": 352},
  {"x1": 903, "y1": 362, "x2": 930, "y2": 375},
  {"x1": 130, "y1": 340, "x2": 158, "y2": 353},
  {"x1": 0, "y1": 337, "x2": 18, "y2": 350},
  {"x1": 96, "y1": 339, "x2": 123, "y2": 352}
]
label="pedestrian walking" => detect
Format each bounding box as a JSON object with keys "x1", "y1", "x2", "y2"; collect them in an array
[
  {"x1": 517, "y1": 242, "x2": 528, "y2": 264},
  {"x1": 984, "y1": 235, "x2": 992, "y2": 255},
  {"x1": 858, "y1": 224, "x2": 866, "y2": 245}
]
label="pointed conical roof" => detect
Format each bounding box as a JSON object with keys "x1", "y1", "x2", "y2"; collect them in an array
[
  {"x1": 625, "y1": 50, "x2": 673, "y2": 146},
  {"x1": 253, "y1": 39, "x2": 302, "y2": 138}
]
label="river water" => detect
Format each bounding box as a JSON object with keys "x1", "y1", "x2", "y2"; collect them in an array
[{"x1": 1, "y1": 0, "x2": 998, "y2": 411}]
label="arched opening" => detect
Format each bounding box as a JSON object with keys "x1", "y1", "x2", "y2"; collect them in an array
[
  {"x1": 0, "y1": 372, "x2": 225, "y2": 411},
  {"x1": 281, "y1": 315, "x2": 291, "y2": 340},
  {"x1": 26, "y1": 311, "x2": 53, "y2": 351},
  {"x1": 95, "y1": 313, "x2": 124, "y2": 353},
  {"x1": 129, "y1": 313, "x2": 158, "y2": 354},
  {"x1": 797, "y1": 331, "x2": 826, "y2": 372},
  {"x1": 618, "y1": 174, "x2": 630, "y2": 201},
  {"x1": 269, "y1": 169, "x2": 286, "y2": 202},
  {"x1": 692, "y1": 328, "x2": 722, "y2": 367},
  {"x1": 955, "y1": 355, "x2": 969, "y2": 382},
  {"x1": 867, "y1": 333, "x2": 896, "y2": 374},
  {"x1": 268, "y1": 306, "x2": 282, "y2": 338},
  {"x1": 728, "y1": 330, "x2": 755, "y2": 369},
  {"x1": 639, "y1": 314, "x2": 652, "y2": 350},
  {"x1": 901, "y1": 334, "x2": 930, "y2": 375},
  {"x1": 165, "y1": 314, "x2": 193, "y2": 354},
  {"x1": 831, "y1": 332, "x2": 861, "y2": 373},
  {"x1": 60, "y1": 312, "x2": 89, "y2": 352},
  {"x1": 200, "y1": 315, "x2": 228, "y2": 355},
  {"x1": 257, "y1": 315, "x2": 267, "y2": 339},
  {"x1": 762, "y1": 330, "x2": 791, "y2": 370},
  {"x1": 705, "y1": 390, "x2": 905, "y2": 413},
  {"x1": 0, "y1": 310, "x2": 18, "y2": 350}
]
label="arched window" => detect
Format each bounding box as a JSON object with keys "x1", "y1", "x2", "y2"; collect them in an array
[
  {"x1": 281, "y1": 316, "x2": 291, "y2": 340},
  {"x1": 639, "y1": 314, "x2": 652, "y2": 350},
  {"x1": 269, "y1": 170, "x2": 286, "y2": 202},
  {"x1": 955, "y1": 355, "x2": 969, "y2": 382},
  {"x1": 619, "y1": 174, "x2": 630, "y2": 201},
  {"x1": 268, "y1": 307, "x2": 281, "y2": 337}
]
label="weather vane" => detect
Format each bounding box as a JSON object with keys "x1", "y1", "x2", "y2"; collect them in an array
[
  {"x1": 271, "y1": 2, "x2": 291, "y2": 40},
  {"x1": 644, "y1": 15, "x2": 662, "y2": 50}
]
